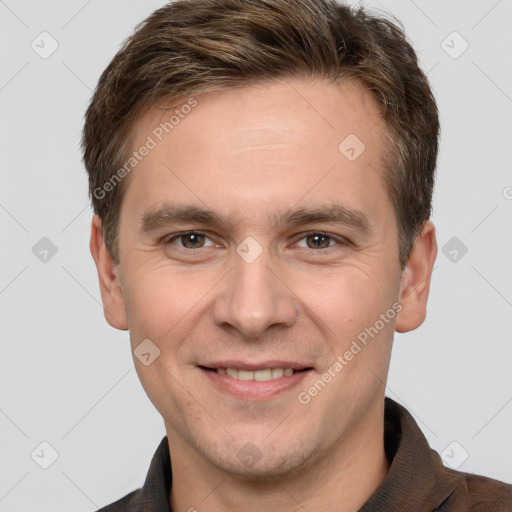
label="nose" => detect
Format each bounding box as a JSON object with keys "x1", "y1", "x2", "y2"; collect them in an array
[{"x1": 211, "y1": 248, "x2": 298, "y2": 339}]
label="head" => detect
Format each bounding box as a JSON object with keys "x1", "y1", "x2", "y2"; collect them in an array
[{"x1": 85, "y1": 0, "x2": 438, "y2": 481}]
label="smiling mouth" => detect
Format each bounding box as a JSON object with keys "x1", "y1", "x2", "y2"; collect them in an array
[{"x1": 199, "y1": 366, "x2": 312, "y2": 382}]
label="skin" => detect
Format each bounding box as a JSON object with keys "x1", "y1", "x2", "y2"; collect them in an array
[{"x1": 90, "y1": 77, "x2": 437, "y2": 511}]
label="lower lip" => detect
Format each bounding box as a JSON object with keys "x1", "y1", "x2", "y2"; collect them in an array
[{"x1": 199, "y1": 367, "x2": 311, "y2": 400}]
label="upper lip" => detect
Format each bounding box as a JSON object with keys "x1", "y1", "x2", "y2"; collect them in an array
[{"x1": 199, "y1": 361, "x2": 313, "y2": 371}]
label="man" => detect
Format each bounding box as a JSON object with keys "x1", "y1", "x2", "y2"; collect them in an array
[{"x1": 83, "y1": 0, "x2": 512, "y2": 510}]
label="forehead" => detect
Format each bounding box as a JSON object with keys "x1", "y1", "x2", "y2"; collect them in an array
[
  {"x1": 121, "y1": 78, "x2": 390, "y2": 226},
  {"x1": 132, "y1": 77, "x2": 382, "y2": 154}
]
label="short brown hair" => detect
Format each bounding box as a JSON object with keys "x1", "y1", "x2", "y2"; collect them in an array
[{"x1": 82, "y1": 0, "x2": 439, "y2": 268}]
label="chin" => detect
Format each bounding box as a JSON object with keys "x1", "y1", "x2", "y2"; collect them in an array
[{"x1": 207, "y1": 433, "x2": 319, "y2": 481}]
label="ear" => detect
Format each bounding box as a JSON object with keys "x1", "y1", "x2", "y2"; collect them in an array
[
  {"x1": 89, "y1": 215, "x2": 128, "y2": 330},
  {"x1": 395, "y1": 220, "x2": 437, "y2": 333}
]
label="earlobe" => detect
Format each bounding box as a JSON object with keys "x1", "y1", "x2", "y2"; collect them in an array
[
  {"x1": 395, "y1": 221, "x2": 437, "y2": 333},
  {"x1": 89, "y1": 215, "x2": 129, "y2": 331}
]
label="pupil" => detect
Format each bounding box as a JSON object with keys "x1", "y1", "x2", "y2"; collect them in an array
[
  {"x1": 184, "y1": 233, "x2": 202, "y2": 248},
  {"x1": 309, "y1": 234, "x2": 328, "y2": 249}
]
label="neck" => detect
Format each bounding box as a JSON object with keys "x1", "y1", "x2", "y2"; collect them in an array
[{"x1": 168, "y1": 401, "x2": 389, "y2": 512}]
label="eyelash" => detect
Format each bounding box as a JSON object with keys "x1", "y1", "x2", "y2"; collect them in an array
[{"x1": 163, "y1": 231, "x2": 350, "y2": 251}]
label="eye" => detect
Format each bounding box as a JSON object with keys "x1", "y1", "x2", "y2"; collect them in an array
[
  {"x1": 295, "y1": 232, "x2": 349, "y2": 250},
  {"x1": 165, "y1": 231, "x2": 216, "y2": 249},
  {"x1": 163, "y1": 230, "x2": 350, "y2": 252}
]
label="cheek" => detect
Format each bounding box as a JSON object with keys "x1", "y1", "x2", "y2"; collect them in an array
[
  {"x1": 295, "y1": 264, "x2": 398, "y2": 379},
  {"x1": 121, "y1": 259, "x2": 218, "y2": 339},
  {"x1": 132, "y1": 357, "x2": 189, "y2": 426},
  {"x1": 301, "y1": 265, "x2": 393, "y2": 332}
]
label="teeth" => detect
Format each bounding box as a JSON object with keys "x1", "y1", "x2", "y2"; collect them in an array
[
  {"x1": 238, "y1": 369, "x2": 253, "y2": 381},
  {"x1": 255, "y1": 369, "x2": 272, "y2": 381},
  {"x1": 226, "y1": 368, "x2": 238, "y2": 379},
  {"x1": 217, "y1": 367, "x2": 296, "y2": 381},
  {"x1": 271, "y1": 368, "x2": 284, "y2": 379}
]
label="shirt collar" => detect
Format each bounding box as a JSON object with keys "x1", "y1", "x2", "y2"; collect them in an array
[
  {"x1": 133, "y1": 397, "x2": 458, "y2": 511},
  {"x1": 359, "y1": 398, "x2": 458, "y2": 511},
  {"x1": 135, "y1": 434, "x2": 172, "y2": 511}
]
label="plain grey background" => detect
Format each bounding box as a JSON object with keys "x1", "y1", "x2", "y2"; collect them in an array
[{"x1": 0, "y1": 0, "x2": 511, "y2": 510}]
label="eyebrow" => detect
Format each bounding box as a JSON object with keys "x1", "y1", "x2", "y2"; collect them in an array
[{"x1": 140, "y1": 202, "x2": 371, "y2": 234}]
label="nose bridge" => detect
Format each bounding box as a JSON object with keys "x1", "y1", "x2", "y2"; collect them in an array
[{"x1": 212, "y1": 245, "x2": 297, "y2": 338}]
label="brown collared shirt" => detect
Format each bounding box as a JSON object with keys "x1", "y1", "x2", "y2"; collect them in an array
[{"x1": 96, "y1": 398, "x2": 512, "y2": 511}]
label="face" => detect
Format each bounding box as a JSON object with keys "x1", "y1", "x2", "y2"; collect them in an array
[{"x1": 91, "y1": 78, "x2": 435, "y2": 479}]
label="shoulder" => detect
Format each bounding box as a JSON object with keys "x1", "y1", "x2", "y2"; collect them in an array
[
  {"x1": 95, "y1": 488, "x2": 141, "y2": 512},
  {"x1": 448, "y1": 469, "x2": 512, "y2": 510}
]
